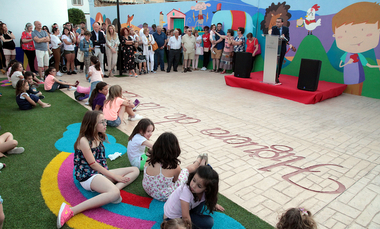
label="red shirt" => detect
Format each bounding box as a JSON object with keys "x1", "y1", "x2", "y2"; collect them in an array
[
  {"x1": 246, "y1": 38, "x2": 258, "y2": 54},
  {"x1": 21, "y1": 31, "x2": 35, "y2": 51},
  {"x1": 202, "y1": 33, "x2": 211, "y2": 48}
]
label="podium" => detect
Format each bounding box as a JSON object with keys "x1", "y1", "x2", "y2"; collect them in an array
[{"x1": 263, "y1": 34, "x2": 282, "y2": 84}]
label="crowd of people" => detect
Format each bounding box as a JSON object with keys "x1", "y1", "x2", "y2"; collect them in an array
[
  {"x1": 0, "y1": 19, "x2": 316, "y2": 229},
  {"x1": 0, "y1": 20, "x2": 262, "y2": 79}
]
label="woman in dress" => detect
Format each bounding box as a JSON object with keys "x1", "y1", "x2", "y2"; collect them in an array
[
  {"x1": 120, "y1": 27, "x2": 137, "y2": 77},
  {"x1": 21, "y1": 23, "x2": 37, "y2": 74},
  {"x1": 215, "y1": 29, "x2": 234, "y2": 74}
]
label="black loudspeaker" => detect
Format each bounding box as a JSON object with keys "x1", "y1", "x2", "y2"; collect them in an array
[
  {"x1": 297, "y1": 58, "x2": 322, "y2": 91},
  {"x1": 234, "y1": 52, "x2": 252, "y2": 78}
]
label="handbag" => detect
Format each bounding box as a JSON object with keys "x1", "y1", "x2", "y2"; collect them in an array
[
  {"x1": 152, "y1": 42, "x2": 158, "y2": 51},
  {"x1": 77, "y1": 50, "x2": 84, "y2": 62},
  {"x1": 253, "y1": 39, "x2": 261, "y2": 56},
  {"x1": 196, "y1": 46, "x2": 203, "y2": 55},
  {"x1": 138, "y1": 55, "x2": 146, "y2": 60}
]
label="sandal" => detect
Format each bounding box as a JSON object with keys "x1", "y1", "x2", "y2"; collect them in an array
[
  {"x1": 201, "y1": 153, "x2": 208, "y2": 165},
  {"x1": 221, "y1": 70, "x2": 226, "y2": 74}
]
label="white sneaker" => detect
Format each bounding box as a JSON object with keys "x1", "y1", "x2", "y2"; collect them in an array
[
  {"x1": 57, "y1": 71, "x2": 63, "y2": 76},
  {"x1": 85, "y1": 101, "x2": 89, "y2": 105},
  {"x1": 68, "y1": 86, "x2": 77, "y2": 91},
  {"x1": 7, "y1": 147, "x2": 24, "y2": 154},
  {"x1": 201, "y1": 67, "x2": 207, "y2": 71},
  {"x1": 129, "y1": 114, "x2": 143, "y2": 121}
]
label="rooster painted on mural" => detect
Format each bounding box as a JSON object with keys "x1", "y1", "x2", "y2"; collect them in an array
[{"x1": 296, "y1": 4, "x2": 321, "y2": 35}]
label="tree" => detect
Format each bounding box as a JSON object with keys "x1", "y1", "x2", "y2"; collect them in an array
[{"x1": 68, "y1": 8, "x2": 86, "y2": 25}]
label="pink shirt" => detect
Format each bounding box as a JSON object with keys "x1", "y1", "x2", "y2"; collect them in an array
[
  {"x1": 164, "y1": 184, "x2": 205, "y2": 219},
  {"x1": 103, "y1": 97, "x2": 124, "y2": 121},
  {"x1": 89, "y1": 65, "x2": 103, "y2": 83},
  {"x1": 44, "y1": 74, "x2": 56, "y2": 91}
]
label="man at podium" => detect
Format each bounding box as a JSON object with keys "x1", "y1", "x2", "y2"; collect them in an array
[{"x1": 271, "y1": 18, "x2": 289, "y2": 83}]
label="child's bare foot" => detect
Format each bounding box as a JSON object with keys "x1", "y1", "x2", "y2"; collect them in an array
[{"x1": 41, "y1": 103, "x2": 51, "y2": 108}]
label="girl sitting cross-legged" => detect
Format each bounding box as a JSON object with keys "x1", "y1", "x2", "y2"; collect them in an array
[{"x1": 57, "y1": 110, "x2": 140, "y2": 228}]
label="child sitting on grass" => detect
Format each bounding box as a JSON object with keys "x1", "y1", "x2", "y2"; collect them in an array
[
  {"x1": 163, "y1": 166, "x2": 224, "y2": 228},
  {"x1": 44, "y1": 67, "x2": 78, "y2": 92},
  {"x1": 15, "y1": 80, "x2": 51, "y2": 109},
  {"x1": 10, "y1": 62, "x2": 24, "y2": 88},
  {"x1": 25, "y1": 71, "x2": 44, "y2": 100},
  {"x1": 89, "y1": 82, "x2": 108, "y2": 111},
  {"x1": 143, "y1": 132, "x2": 207, "y2": 201},
  {"x1": 127, "y1": 118, "x2": 155, "y2": 170},
  {"x1": 102, "y1": 85, "x2": 143, "y2": 127}
]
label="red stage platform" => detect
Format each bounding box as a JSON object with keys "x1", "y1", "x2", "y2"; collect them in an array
[{"x1": 225, "y1": 71, "x2": 347, "y2": 104}]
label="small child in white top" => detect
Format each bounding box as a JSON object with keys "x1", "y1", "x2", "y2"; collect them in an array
[
  {"x1": 163, "y1": 166, "x2": 224, "y2": 228},
  {"x1": 127, "y1": 118, "x2": 155, "y2": 170},
  {"x1": 86, "y1": 56, "x2": 104, "y2": 104},
  {"x1": 209, "y1": 24, "x2": 216, "y2": 54}
]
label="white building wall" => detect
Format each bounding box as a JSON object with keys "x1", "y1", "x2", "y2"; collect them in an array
[
  {"x1": 67, "y1": 0, "x2": 91, "y2": 30},
  {"x1": 0, "y1": 0, "x2": 68, "y2": 47}
]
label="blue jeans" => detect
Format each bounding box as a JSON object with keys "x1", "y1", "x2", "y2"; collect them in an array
[
  {"x1": 89, "y1": 81, "x2": 101, "y2": 99},
  {"x1": 107, "y1": 116, "x2": 121, "y2": 127},
  {"x1": 154, "y1": 48, "x2": 165, "y2": 71},
  {"x1": 190, "y1": 201, "x2": 214, "y2": 229}
]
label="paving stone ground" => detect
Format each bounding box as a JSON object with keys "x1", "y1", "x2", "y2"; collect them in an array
[{"x1": 62, "y1": 68, "x2": 380, "y2": 228}]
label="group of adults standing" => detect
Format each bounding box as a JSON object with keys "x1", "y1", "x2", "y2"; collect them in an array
[
  {"x1": 165, "y1": 23, "x2": 260, "y2": 74},
  {"x1": 0, "y1": 20, "x2": 263, "y2": 79}
]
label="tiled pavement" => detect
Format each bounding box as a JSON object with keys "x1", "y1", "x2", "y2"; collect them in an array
[{"x1": 62, "y1": 68, "x2": 380, "y2": 228}]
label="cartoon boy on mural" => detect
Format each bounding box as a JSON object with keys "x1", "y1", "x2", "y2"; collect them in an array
[{"x1": 332, "y1": 2, "x2": 380, "y2": 96}]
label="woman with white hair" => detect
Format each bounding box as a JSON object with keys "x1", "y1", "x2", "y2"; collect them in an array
[
  {"x1": 141, "y1": 28, "x2": 156, "y2": 73},
  {"x1": 105, "y1": 25, "x2": 120, "y2": 77},
  {"x1": 21, "y1": 23, "x2": 37, "y2": 73}
]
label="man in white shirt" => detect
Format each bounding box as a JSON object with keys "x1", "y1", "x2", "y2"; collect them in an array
[{"x1": 166, "y1": 30, "x2": 182, "y2": 73}]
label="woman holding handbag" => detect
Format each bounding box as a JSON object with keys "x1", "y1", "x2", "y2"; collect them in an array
[
  {"x1": 142, "y1": 28, "x2": 156, "y2": 73},
  {"x1": 192, "y1": 30, "x2": 203, "y2": 71},
  {"x1": 246, "y1": 33, "x2": 260, "y2": 72},
  {"x1": 215, "y1": 29, "x2": 234, "y2": 74}
]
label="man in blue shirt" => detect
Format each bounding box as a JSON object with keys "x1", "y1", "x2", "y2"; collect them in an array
[
  {"x1": 153, "y1": 26, "x2": 167, "y2": 71},
  {"x1": 212, "y1": 23, "x2": 225, "y2": 72}
]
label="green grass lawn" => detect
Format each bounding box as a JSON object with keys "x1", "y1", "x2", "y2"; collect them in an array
[{"x1": 0, "y1": 79, "x2": 272, "y2": 229}]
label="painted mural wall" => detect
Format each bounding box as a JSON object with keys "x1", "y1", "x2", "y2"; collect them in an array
[{"x1": 89, "y1": 0, "x2": 380, "y2": 99}]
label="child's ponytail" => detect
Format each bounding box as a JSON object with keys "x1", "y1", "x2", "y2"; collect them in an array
[{"x1": 90, "y1": 56, "x2": 101, "y2": 71}]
